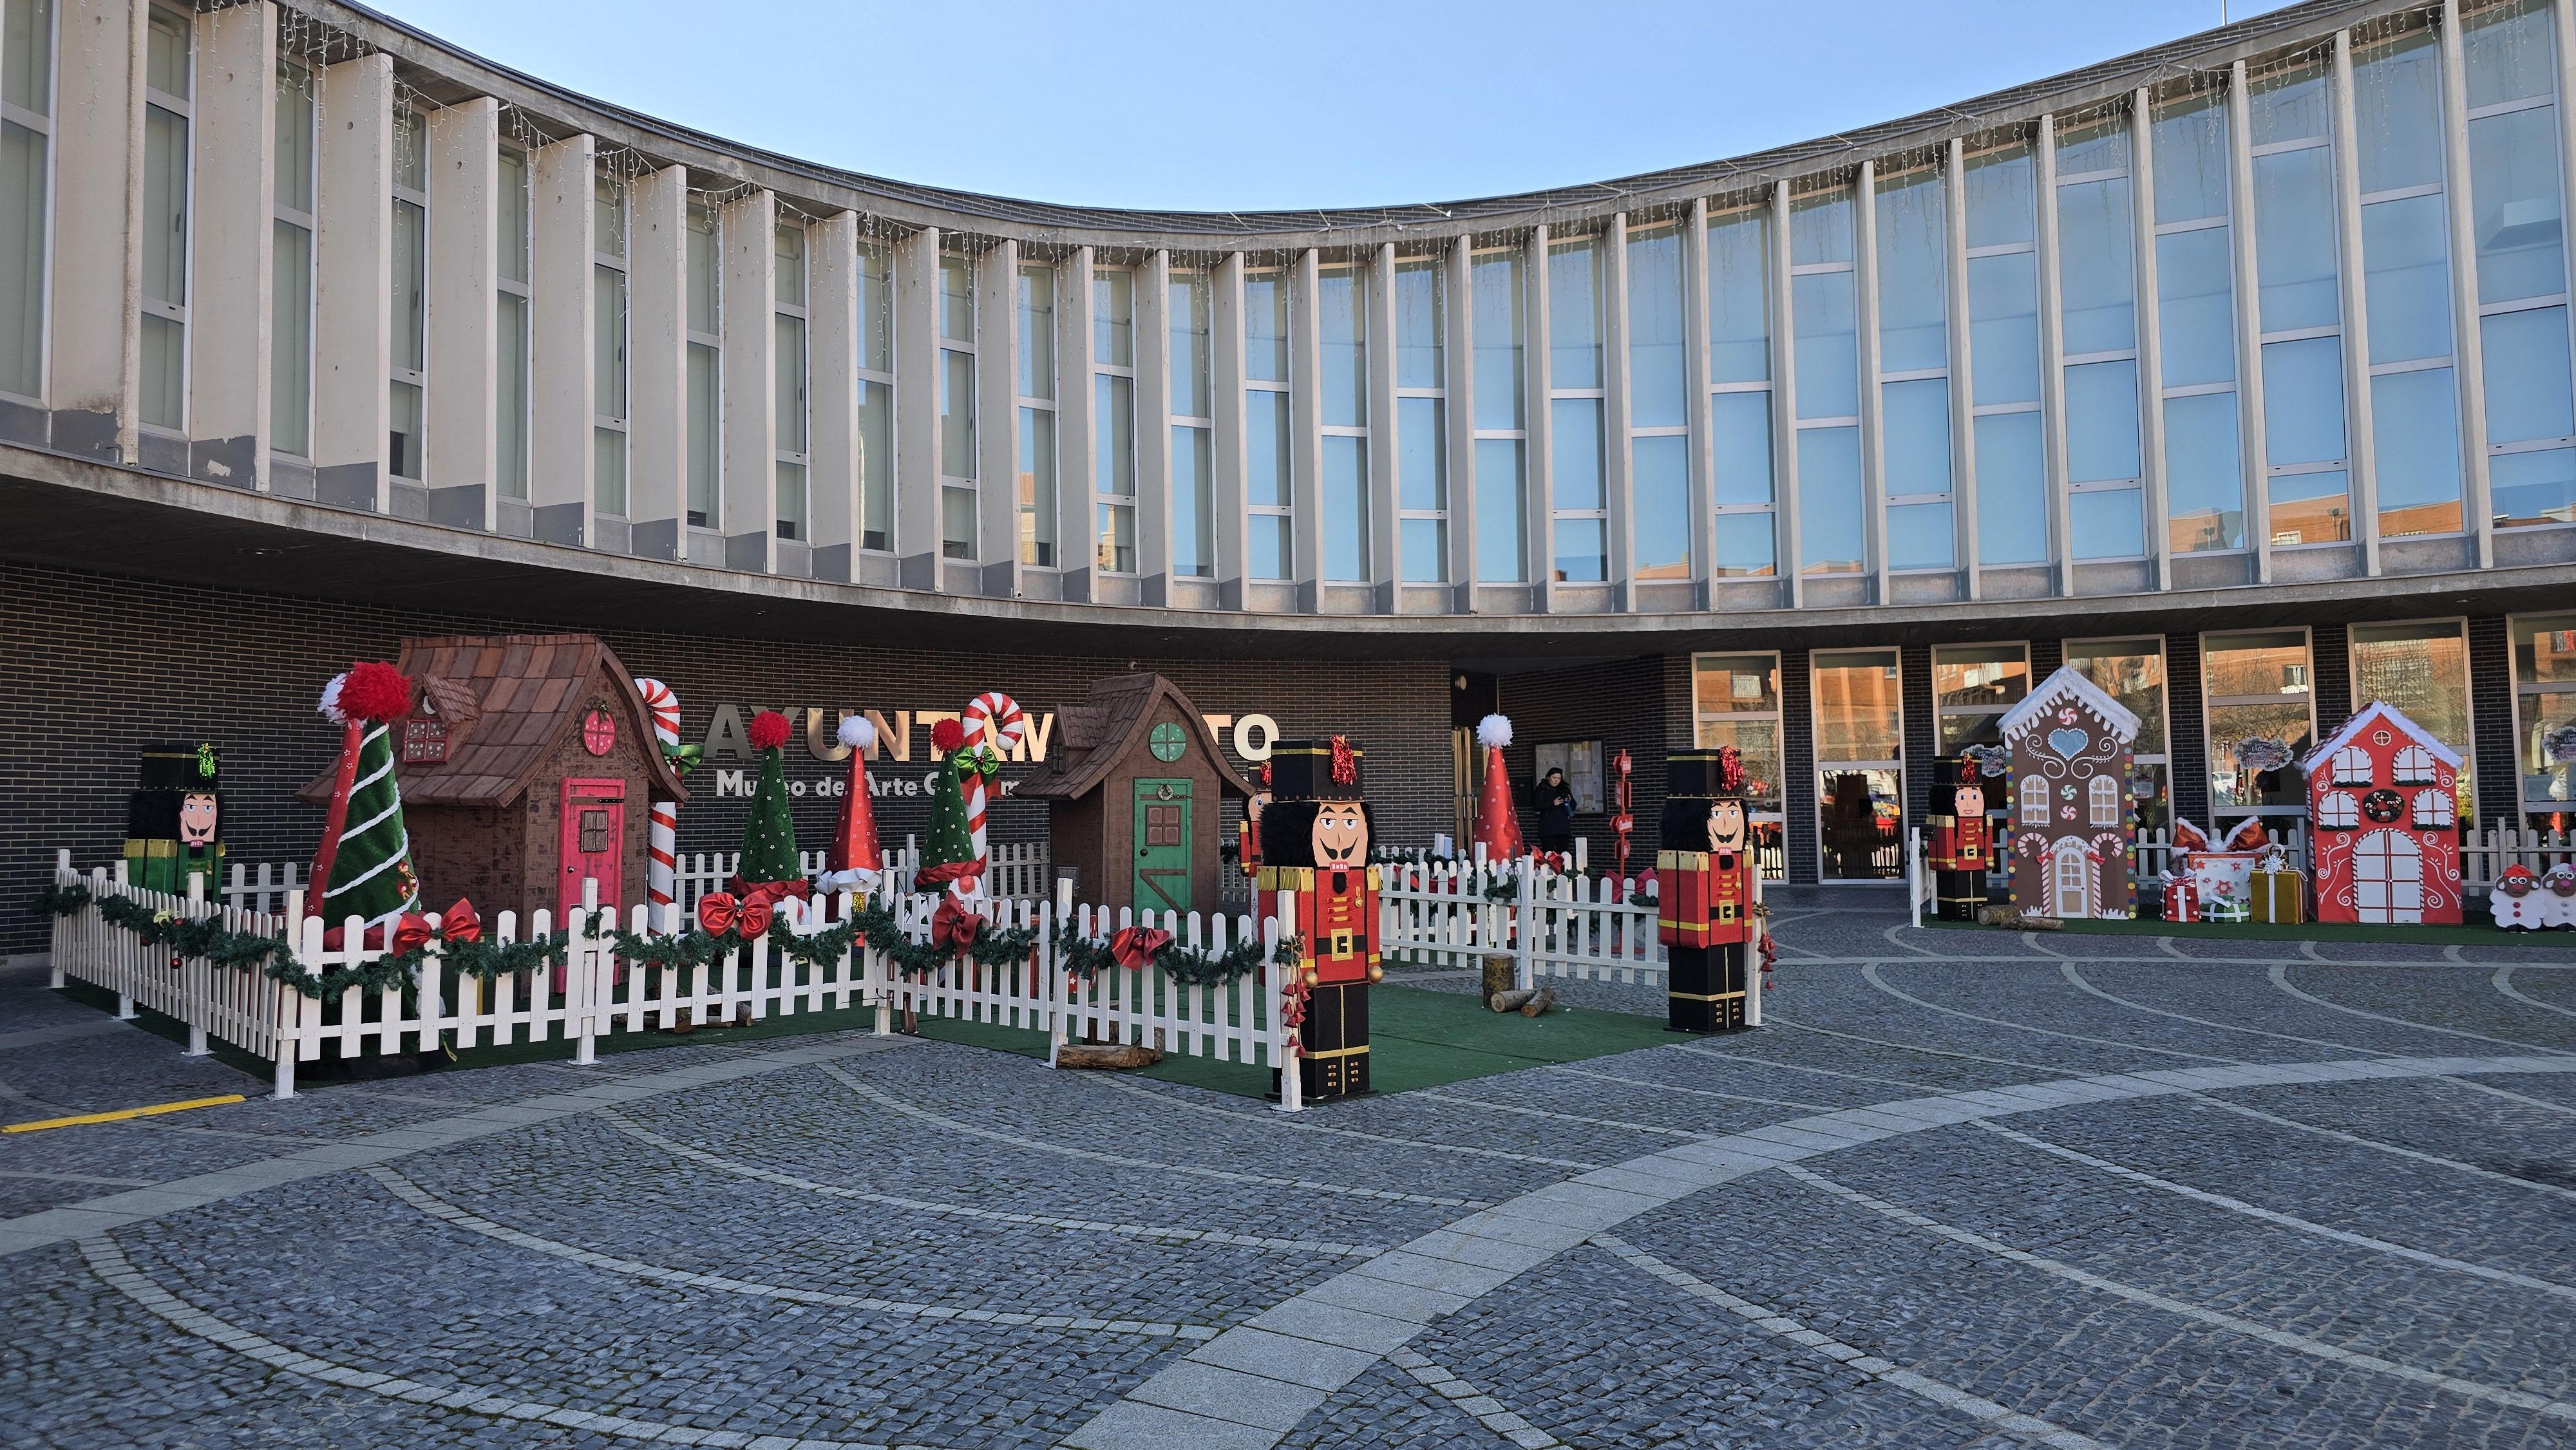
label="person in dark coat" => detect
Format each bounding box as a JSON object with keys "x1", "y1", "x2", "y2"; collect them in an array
[{"x1": 1536, "y1": 767, "x2": 1577, "y2": 854}]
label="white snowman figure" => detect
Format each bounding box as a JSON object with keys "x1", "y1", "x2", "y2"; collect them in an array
[
  {"x1": 2492, "y1": 865, "x2": 2544, "y2": 930},
  {"x1": 2544, "y1": 864, "x2": 2576, "y2": 930}
]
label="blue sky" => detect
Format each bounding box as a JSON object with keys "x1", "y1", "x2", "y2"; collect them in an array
[{"x1": 386, "y1": 0, "x2": 2296, "y2": 212}]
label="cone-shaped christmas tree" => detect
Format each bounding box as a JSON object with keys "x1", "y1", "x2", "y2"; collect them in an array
[
  {"x1": 308, "y1": 662, "x2": 423, "y2": 936},
  {"x1": 915, "y1": 717, "x2": 981, "y2": 895},
  {"x1": 1471, "y1": 713, "x2": 1525, "y2": 863},
  {"x1": 735, "y1": 710, "x2": 802, "y2": 890},
  {"x1": 822, "y1": 713, "x2": 883, "y2": 891}
]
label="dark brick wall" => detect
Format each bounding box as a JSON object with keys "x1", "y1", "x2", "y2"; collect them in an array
[
  {"x1": 1900, "y1": 643, "x2": 1935, "y2": 823},
  {"x1": 3, "y1": 562, "x2": 1450, "y2": 954},
  {"x1": 2310, "y1": 621, "x2": 2353, "y2": 742},
  {"x1": 2469, "y1": 613, "x2": 2521, "y2": 827},
  {"x1": 1493, "y1": 656, "x2": 1669, "y2": 874},
  {"x1": 1780, "y1": 648, "x2": 1817, "y2": 883},
  {"x1": 2166, "y1": 631, "x2": 2210, "y2": 829}
]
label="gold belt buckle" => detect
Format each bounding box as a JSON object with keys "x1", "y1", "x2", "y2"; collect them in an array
[{"x1": 1331, "y1": 930, "x2": 1354, "y2": 956}]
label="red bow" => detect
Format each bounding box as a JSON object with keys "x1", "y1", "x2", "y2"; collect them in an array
[
  {"x1": 697, "y1": 890, "x2": 773, "y2": 937},
  {"x1": 1109, "y1": 926, "x2": 1172, "y2": 969},
  {"x1": 1329, "y1": 735, "x2": 1358, "y2": 786},
  {"x1": 389, "y1": 899, "x2": 482, "y2": 954},
  {"x1": 931, "y1": 896, "x2": 982, "y2": 950}
]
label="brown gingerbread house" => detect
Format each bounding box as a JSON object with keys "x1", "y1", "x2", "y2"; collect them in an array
[
  {"x1": 1013, "y1": 673, "x2": 1252, "y2": 916},
  {"x1": 300, "y1": 634, "x2": 688, "y2": 923}
]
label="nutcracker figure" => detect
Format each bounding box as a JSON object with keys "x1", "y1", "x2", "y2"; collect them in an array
[
  {"x1": 124, "y1": 742, "x2": 225, "y2": 898},
  {"x1": 1926, "y1": 757, "x2": 1993, "y2": 922},
  {"x1": 1237, "y1": 762, "x2": 1272, "y2": 872},
  {"x1": 1258, "y1": 737, "x2": 1381, "y2": 1101},
  {"x1": 1657, "y1": 748, "x2": 1754, "y2": 1033}
]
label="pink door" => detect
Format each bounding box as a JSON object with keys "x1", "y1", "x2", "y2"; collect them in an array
[{"x1": 560, "y1": 777, "x2": 626, "y2": 921}]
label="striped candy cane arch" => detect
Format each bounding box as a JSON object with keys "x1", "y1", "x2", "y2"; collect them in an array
[
  {"x1": 960, "y1": 692, "x2": 1027, "y2": 898},
  {"x1": 634, "y1": 677, "x2": 681, "y2": 923}
]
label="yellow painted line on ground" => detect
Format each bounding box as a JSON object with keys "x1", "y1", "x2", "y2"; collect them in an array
[{"x1": 3, "y1": 1094, "x2": 246, "y2": 1133}]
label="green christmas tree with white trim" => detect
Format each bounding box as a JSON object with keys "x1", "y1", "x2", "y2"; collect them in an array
[
  {"x1": 735, "y1": 710, "x2": 802, "y2": 889},
  {"x1": 308, "y1": 661, "x2": 422, "y2": 934}
]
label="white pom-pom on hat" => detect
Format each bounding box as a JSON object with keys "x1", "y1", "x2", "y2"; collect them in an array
[
  {"x1": 318, "y1": 673, "x2": 349, "y2": 724},
  {"x1": 837, "y1": 713, "x2": 876, "y2": 751},
  {"x1": 1477, "y1": 713, "x2": 1513, "y2": 749}
]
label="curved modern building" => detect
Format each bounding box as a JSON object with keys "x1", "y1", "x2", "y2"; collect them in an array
[{"x1": 5, "y1": 0, "x2": 2575, "y2": 941}]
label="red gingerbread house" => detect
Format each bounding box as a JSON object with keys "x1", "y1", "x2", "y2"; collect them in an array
[
  {"x1": 1998, "y1": 666, "x2": 2141, "y2": 919},
  {"x1": 2298, "y1": 701, "x2": 2463, "y2": 925}
]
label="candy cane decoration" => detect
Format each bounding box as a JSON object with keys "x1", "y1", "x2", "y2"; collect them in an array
[
  {"x1": 960, "y1": 692, "x2": 1027, "y2": 898},
  {"x1": 635, "y1": 677, "x2": 681, "y2": 925}
]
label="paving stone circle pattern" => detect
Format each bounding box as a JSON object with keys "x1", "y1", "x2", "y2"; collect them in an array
[{"x1": 4, "y1": 890, "x2": 2575, "y2": 1449}]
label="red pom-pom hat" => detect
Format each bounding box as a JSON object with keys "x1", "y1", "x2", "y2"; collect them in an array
[
  {"x1": 748, "y1": 710, "x2": 793, "y2": 752},
  {"x1": 930, "y1": 717, "x2": 965, "y2": 753},
  {"x1": 336, "y1": 661, "x2": 413, "y2": 722}
]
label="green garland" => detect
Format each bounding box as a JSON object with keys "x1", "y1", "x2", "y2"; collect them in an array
[
  {"x1": 1054, "y1": 923, "x2": 1307, "y2": 987},
  {"x1": 600, "y1": 898, "x2": 1044, "y2": 983}
]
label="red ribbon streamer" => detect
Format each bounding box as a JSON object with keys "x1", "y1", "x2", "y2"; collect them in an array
[
  {"x1": 1108, "y1": 926, "x2": 1172, "y2": 969},
  {"x1": 1329, "y1": 735, "x2": 1357, "y2": 786}
]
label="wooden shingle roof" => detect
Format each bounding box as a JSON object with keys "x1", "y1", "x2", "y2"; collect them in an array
[
  {"x1": 1012, "y1": 673, "x2": 1253, "y2": 802},
  {"x1": 299, "y1": 634, "x2": 689, "y2": 806}
]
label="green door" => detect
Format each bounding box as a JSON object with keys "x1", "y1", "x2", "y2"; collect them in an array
[{"x1": 1133, "y1": 777, "x2": 1193, "y2": 915}]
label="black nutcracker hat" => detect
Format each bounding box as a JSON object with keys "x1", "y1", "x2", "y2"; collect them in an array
[
  {"x1": 1265, "y1": 737, "x2": 1363, "y2": 802},
  {"x1": 127, "y1": 742, "x2": 221, "y2": 838},
  {"x1": 1660, "y1": 748, "x2": 1745, "y2": 850}
]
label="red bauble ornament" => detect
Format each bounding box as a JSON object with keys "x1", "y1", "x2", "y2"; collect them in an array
[
  {"x1": 338, "y1": 661, "x2": 413, "y2": 723},
  {"x1": 929, "y1": 717, "x2": 965, "y2": 753},
  {"x1": 748, "y1": 710, "x2": 793, "y2": 751},
  {"x1": 582, "y1": 706, "x2": 616, "y2": 756}
]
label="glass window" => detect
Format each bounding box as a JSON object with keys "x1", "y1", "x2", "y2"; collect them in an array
[
  {"x1": 1792, "y1": 272, "x2": 1857, "y2": 421},
  {"x1": 938, "y1": 346, "x2": 974, "y2": 480},
  {"x1": 774, "y1": 314, "x2": 806, "y2": 456},
  {"x1": 1094, "y1": 373, "x2": 1133, "y2": 496},
  {"x1": 1396, "y1": 258, "x2": 1443, "y2": 390},
  {"x1": 1170, "y1": 272, "x2": 1211, "y2": 420},
  {"x1": 1551, "y1": 397, "x2": 1603, "y2": 511},
  {"x1": 2164, "y1": 391, "x2": 2245, "y2": 552},
  {"x1": 1018, "y1": 265, "x2": 1054, "y2": 401},
  {"x1": 1019, "y1": 406, "x2": 1056, "y2": 567},
  {"x1": 2350, "y1": 619, "x2": 2474, "y2": 820},
  {"x1": 2152, "y1": 91, "x2": 2230, "y2": 224},
  {"x1": 3, "y1": 0, "x2": 52, "y2": 117},
  {"x1": 1965, "y1": 144, "x2": 2035, "y2": 249},
  {"x1": 2203, "y1": 627, "x2": 2315, "y2": 814},
  {"x1": 2065, "y1": 359, "x2": 2140, "y2": 482},
  {"x1": 1471, "y1": 250, "x2": 1524, "y2": 430},
  {"x1": 1172, "y1": 424, "x2": 1211, "y2": 578},
  {"x1": 938, "y1": 253, "x2": 972, "y2": 344},
  {"x1": 685, "y1": 205, "x2": 717, "y2": 335},
  {"x1": 1813, "y1": 647, "x2": 1902, "y2": 882},
  {"x1": 2156, "y1": 227, "x2": 2237, "y2": 387},
  {"x1": 1974, "y1": 412, "x2": 2049, "y2": 565},
  {"x1": 2356, "y1": 30, "x2": 2445, "y2": 195},
  {"x1": 1095, "y1": 500, "x2": 1134, "y2": 574},
  {"x1": 496, "y1": 147, "x2": 527, "y2": 287},
  {"x1": 1093, "y1": 268, "x2": 1132, "y2": 366},
  {"x1": 1708, "y1": 206, "x2": 1771, "y2": 384},
  {"x1": 395, "y1": 202, "x2": 428, "y2": 375},
  {"x1": 1933, "y1": 643, "x2": 2031, "y2": 750},
  {"x1": 1400, "y1": 519, "x2": 1444, "y2": 584},
  {"x1": 1633, "y1": 433, "x2": 1689, "y2": 580},
  {"x1": 2371, "y1": 367, "x2": 2463, "y2": 536},
  {"x1": 2361, "y1": 194, "x2": 2453, "y2": 364},
  {"x1": 1247, "y1": 389, "x2": 1289, "y2": 511},
  {"x1": 2511, "y1": 610, "x2": 2576, "y2": 812},
  {"x1": 1790, "y1": 188, "x2": 1853, "y2": 267},
  {"x1": 1692, "y1": 652, "x2": 1786, "y2": 876},
  {"x1": 0, "y1": 117, "x2": 48, "y2": 398},
  {"x1": 1712, "y1": 391, "x2": 1774, "y2": 507},
  {"x1": 1547, "y1": 237, "x2": 1602, "y2": 390},
  {"x1": 1875, "y1": 168, "x2": 1946, "y2": 373},
  {"x1": 856, "y1": 241, "x2": 892, "y2": 377},
  {"x1": 2067, "y1": 636, "x2": 2170, "y2": 833},
  {"x1": 686, "y1": 341, "x2": 717, "y2": 523},
  {"x1": 2253, "y1": 146, "x2": 2340, "y2": 332},
  {"x1": 2481, "y1": 304, "x2": 2575, "y2": 443},
  {"x1": 773, "y1": 224, "x2": 805, "y2": 308},
  {"x1": 1320, "y1": 264, "x2": 1365, "y2": 428},
  {"x1": 1797, "y1": 426, "x2": 1863, "y2": 574},
  {"x1": 2070, "y1": 487, "x2": 2145, "y2": 560},
  {"x1": 1969, "y1": 252, "x2": 2041, "y2": 403},
  {"x1": 2261, "y1": 335, "x2": 2347, "y2": 466},
  {"x1": 1323, "y1": 433, "x2": 1366, "y2": 582},
  {"x1": 2467, "y1": 0, "x2": 2556, "y2": 109},
  {"x1": 1715, "y1": 511, "x2": 1776, "y2": 578},
  {"x1": 1245, "y1": 269, "x2": 1287, "y2": 383},
  {"x1": 1812, "y1": 650, "x2": 1902, "y2": 758},
  {"x1": 495, "y1": 292, "x2": 527, "y2": 499},
  {"x1": 942, "y1": 484, "x2": 974, "y2": 560},
  {"x1": 1399, "y1": 395, "x2": 1445, "y2": 513},
  {"x1": 2251, "y1": 62, "x2": 2331, "y2": 146},
  {"x1": 1475, "y1": 437, "x2": 1524, "y2": 581},
  {"x1": 1627, "y1": 223, "x2": 1687, "y2": 428},
  {"x1": 2058, "y1": 174, "x2": 2136, "y2": 356},
  {"x1": 1881, "y1": 377, "x2": 1951, "y2": 501},
  {"x1": 857, "y1": 377, "x2": 891, "y2": 551},
  {"x1": 2493, "y1": 445, "x2": 2576, "y2": 527},
  {"x1": 2468, "y1": 106, "x2": 2566, "y2": 306}
]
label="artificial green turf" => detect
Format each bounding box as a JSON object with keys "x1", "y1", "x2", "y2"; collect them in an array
[{"x1": 1919, "y1": 912, "x2": 2573, "y2": 948}]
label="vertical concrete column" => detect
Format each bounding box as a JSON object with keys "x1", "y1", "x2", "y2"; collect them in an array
[
  {"x1": 1855, "y1": 159, "x2": 1887, "y2": 603},
  {"x1": 313, "y1": 53, "x2": 393, "y2": 513},
  {"x1": 2329, "y1": 32, "x2": 2379, "y2": 576},
  {"x1": 1367, "y1": 242, "x2": 1399, "y2": 608},
  {"x1": 807, "y1": 209, "x2": 859, "y2": 581},
  {"x1": 894, "y1": 225, "x2": 939, "y2": 590},
  {"x1": 1443, "y1": 236, "x2": 1477, "y2": 610},
  {"x1": 1289, "y1": 248, "x2": 1323, "y2": 612},
  {"x1": 2226, "y1": 61, "x2": 2273, "y2": 581},
  {"x1": 719, "y1": 187, "x2": 776, "y2": 572},
  {"x1": 1768, "y1": 180, "x2": 1802, "y2": 607},
  {"x1": 1056, "y1": 246, "x2": 1095, "y2": 601},
  {"x1": 1600, "y1": 216, "x2": 1633, "y2": 610},
  {"x1": 1523, "y1": 225, "x2": 1553, "y2": 608},
  {"x1": 527, "y1": 132, "x2": 596, "y2": 546},
  {"x1": 626, "y1": 164, "x2": 687, "y2": 558},
  {"x1": 977, "y1": 237, "x2": 1020, "y2": 597},
  {"x1": 2035, "y1": 116, "x2": 2073, "y2": 592},
  {"x1": 187, "y1": 3, "x2": 274, "y2": 489},
  {"x1": 1135, "y1": 249, "x2": 1171, "y2": 603},
  {"x1": 2452, "y1": 0, "x2": 2496, "y2": 565},
  {"x1": 48, "y1": 0, "x2": 142, "y2": 464},
  {"x1": 1212, "y1": 251, "x2": 1248, "y2": 608},
  {"x1": 1944, "y1": 137, "x2": 1980, "y2": 596},
  {"x1": 1683, "y1": 197, "x2": 1717, "y2": 608},
  {"x1": 426, "y1": 97, "x2": 497, "y2": 531},
  {"x1": 2131, "y1": 91, "x2": 2170, "y2": 591}
]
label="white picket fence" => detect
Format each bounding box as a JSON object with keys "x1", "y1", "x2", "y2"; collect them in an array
[
  {"x1": 44, "y1": 852, "x2": 1294, "y2": 1105},
  {"x1": 1379, "y1": 857, "x2": 1712, "y2": 992}
]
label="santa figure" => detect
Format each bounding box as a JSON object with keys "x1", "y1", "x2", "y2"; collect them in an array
[
  {"x1": 2492, "y1": 865, "x2": 2545, "y2": 930},
  {"x1": 1469, "y1": 714, "x2": 1524, "y2": 865},
  {"x1": 2544, "y1": 864, "x2": 2576, "y2": 930}
]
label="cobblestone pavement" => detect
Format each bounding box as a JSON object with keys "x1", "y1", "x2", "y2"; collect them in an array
[{"x1": 4, "y1": 894, "x2": 2574, "y2": 1449}]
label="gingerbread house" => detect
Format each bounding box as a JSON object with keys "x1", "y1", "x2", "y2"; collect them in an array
[
  {"x1": 2298, "y1": 701, "x2": 2463, "y2": 925},
  {"x1": 299, "y1": 634, "x2": 688, "y2": 922},
  {"x1": 1012, "y1": 673, "x2": 1252, "y2": 915},
  {"x1": 1998, "y1": 665, "x2": 2141, "y2": 919}
]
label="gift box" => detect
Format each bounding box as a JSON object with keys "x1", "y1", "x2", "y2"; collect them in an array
[
  {"x1": 2249, "y1": 868, "x2": 2304, "y2": 924},
  {"x1": 2199, "y1": 896, "x2": 2251, "y2": 925},
  {"x1": 2161, "y1": 876, "x2": 2199, "y2": 923}
]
